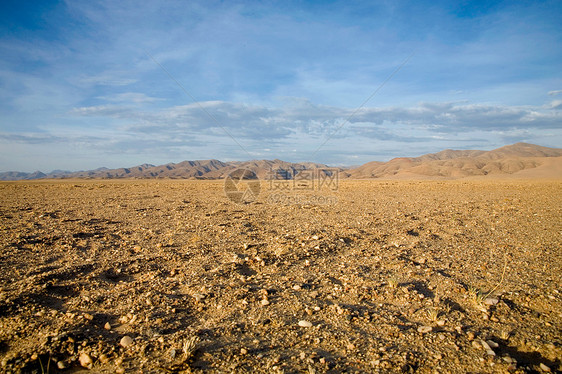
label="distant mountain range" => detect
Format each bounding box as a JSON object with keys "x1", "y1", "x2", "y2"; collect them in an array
[{"x1": 1, "y1": 143, "x2": 561, "y2": 181}]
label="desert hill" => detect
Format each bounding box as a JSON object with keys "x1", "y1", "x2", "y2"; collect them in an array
[
  {"x1": 344, "y1": 143, "x2": 562, "y2": 179},
  {"x1": 1, "y1": 142, "x2": 560, "y2": 180}
]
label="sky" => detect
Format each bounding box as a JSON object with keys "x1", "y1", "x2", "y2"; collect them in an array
[{"x1": 0, "y1": 0, "x2": 561, "y2": 172}]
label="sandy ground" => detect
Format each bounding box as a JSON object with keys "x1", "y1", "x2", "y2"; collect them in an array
[{"x1": 0, "y1": 179, "x2": 561, "y2": 373}]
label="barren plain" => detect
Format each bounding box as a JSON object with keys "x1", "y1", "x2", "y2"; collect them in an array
[{"x1": 0, "y1": 179, "x2": 561, "y2": 373}]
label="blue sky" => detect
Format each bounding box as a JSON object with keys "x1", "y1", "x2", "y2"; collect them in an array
[{"x1": 1, "y1": 0, "x2": 561, "y2": 172}]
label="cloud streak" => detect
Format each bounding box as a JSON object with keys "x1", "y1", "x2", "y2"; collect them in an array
[{"x1": 69, "y1": 99, "x2": 562, "y2": 140}]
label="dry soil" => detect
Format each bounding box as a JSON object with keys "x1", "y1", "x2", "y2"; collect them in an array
[{"x1": 0, "y1": 179, "x2": 561, "y2": 373}]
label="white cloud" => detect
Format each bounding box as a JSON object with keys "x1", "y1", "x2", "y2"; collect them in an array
[{"x1": 66, "y1": 99, "x2": 562, "y2": 147}]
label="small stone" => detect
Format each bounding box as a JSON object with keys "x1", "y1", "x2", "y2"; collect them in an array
[
  {"x1": 298, "y1": 320, "x2": 313, "y2": 328},
  {"x1": 292, "y1": 285, "x2": 301, "y2": 290},
  {"x1": 480, "y1": 340, "x2": 495, "y2": 356},
  {"x1": 417, "y1": 325, "x2": 432, "y2": 333},
  {"x1": 472, "y1": 341, "x2": 482, "y2": 349},
  {"x1": 540, "y1": 363, "x2": 551, "y2": 372},
  {"x1": 98, "y1": 354, "x2": 110, "y2": 364},
  {"x1": 104, "y1": 322, "x2": 111, "y2": 330},
  {"x1": 57, "y1": 361, "x2": 66, "y2": 369},
  {"x1": 240, "y1": 348, "x2": 248, "y2": 355},
  {"x1": 312, "y1": 235, "x2": 319, "y2": 240},
  {"x1": 347, "y1": 343, "x2": 356, "y2": 350},
  {"x1": 486, "y1": 340, "x2": 499, "y2": 348},
  {"x1": 467, "y1": 331, "x2": 475, "y2": 340},
  {"x1": 484, "y1": 297, "x2": 499, "y2": 305},
  {"x1": 193, "y1": 293, "x2": 205, "y2": 302},
  {"x1": 120, "y1": 335, "x2": 134, "y2": 348},
  {"x1": 84, "y1": 313, "x2": 94, "y2": 321},
  {"x1": 436, "y1": 320, "x2": 446, "y2": 326},
  {"x1": 79, "y1": 353, "x2": 93, "y2": 368},
  {"x1": 260, "y1": 299, "x2": 270, "y2": 306}
]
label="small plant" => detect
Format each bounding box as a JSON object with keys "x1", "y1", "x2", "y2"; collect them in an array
[
  {"x1": 183, "y1": 336, "x2": 199, "y2": 360},
  {"x1": 499, "y1": 329, "x2": 511, "y2": 340},
  {"x1": 388, "y1": 277, "x2": 399, "y2": 289},
  {"x1": 467, "y1": 286, "x2": 486, "y2": 304},
  {"x1": 159, "y1": 336, "x2": 200, "y2": 373},
  {"x1": 427, "y1": 308, "x2": 439, "y2": 322}
]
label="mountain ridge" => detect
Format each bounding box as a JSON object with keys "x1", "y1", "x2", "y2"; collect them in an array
[{"x1": 1, "y1": 143, "x2": 561, "y2": 181}]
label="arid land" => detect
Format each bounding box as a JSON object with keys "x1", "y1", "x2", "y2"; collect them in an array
[{"x1": 0, "y1": 179, "x2": 561, "y2": 373}]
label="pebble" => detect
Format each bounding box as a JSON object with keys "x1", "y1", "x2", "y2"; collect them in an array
[
  {"x1": 298, "y1": 320, "x2": 313, "y2": 328},
  {"x1": 57, "y1": 361, "x2": 66, "y2": 369},
  {"x1": 193, "y1": 293, "x2": 205, "y2": 302},
  {"x1": 120, "y1": 335, "x2": 134, "y2": 348},
  {"x1": 480, "y1": 340, "x2": 495, "y2": 356},
  {"x1": 240, "y1": 348, "x2": 248, "y2": 355},
  {"x1": 312, "y1": 235, "x2": 319, "y2": 240},
  {"x1": 540, "y1": 363, "x2": 551, "y2": 372},
  {"x1": 467, "y1": 331, "x2": 475, "y2": 340},
  {"x1": 436, "y1": 320, "x2": 446, "y2": 326},
  {"x1": 292, "y1": 285, "x2": 301, "y2": 290},
  {"x1": 79, "y1": 353, "x2": 93, "y2": 368},
  {"x1": 484, "y1": 297, "x2": 499, "y2": 305},
  {"x1": 417, "y1": 325, "x2": 433, "y2": 333},
  {"x1": 486, "y1": 340, "x2": 498, "y2": 348},
  {"x1": 502, "y1": 356, "x2": 514, "y2": 364},
  {"x1": 99, "y1": 354, "x2": 110, "y2": 364},
  {"x1": 104, "y1": 322, "x2": 111, "y2": 330},
  {"x1": 260, "y1": 299, "x2": 270, "y2": 306}
]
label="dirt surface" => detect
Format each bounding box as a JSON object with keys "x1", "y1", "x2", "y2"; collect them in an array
[{"x1": 0, "y1": 179, "x2": 561, "y2": 373}]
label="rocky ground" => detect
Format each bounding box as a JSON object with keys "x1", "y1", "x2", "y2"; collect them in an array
[{"x1": 0, "y1": 179, "x2": 561, "y2": 373}]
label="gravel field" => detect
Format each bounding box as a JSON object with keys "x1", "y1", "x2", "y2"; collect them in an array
[{"x1": 0, "y1": 179, "x2": 561, "y2": 373}]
